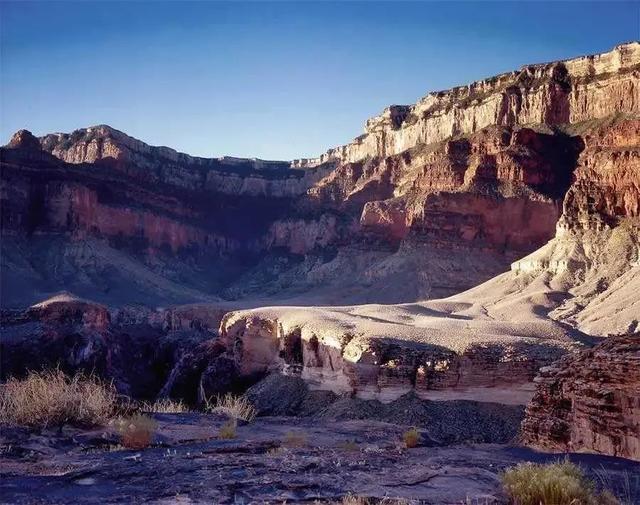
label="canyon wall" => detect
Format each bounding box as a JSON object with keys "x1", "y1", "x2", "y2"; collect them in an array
[
  {"x1": 1, "y1": 44, "x2": 638, "y2": 419},
  {"x1": 521, "y1": 335, "x2": 640, "y2": 461},
  {"x1": 213, "y1": 46, "x2": 640, "y2": 406},
  {"x1": 293, "y1": 42, "x2": 639, "y2": 167}
]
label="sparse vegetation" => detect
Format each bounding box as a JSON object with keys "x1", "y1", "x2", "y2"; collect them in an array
[
  {"x1": 283, "y1": 430, "x2": 307, "y2": 448},
  {"x1": 206, "y1": 393, "x2": 257, "y2": 422},
  {"x1": 501, "y1": 460, "x2": 620, "y2": 505},
  {"x1": 267, "y1": 446, "x2": 285, "y2": 457},
  {"x1": 340, "y1": 495, "x2": 410, "y2": 505},
  {"x1": 338, "y1": 440, "x2": 359, "y2": 452},
  {"x1": 341, "y1": 495, "x2": 368, "y2": 505},
  {"x1": 0, "y1": 370, "x2": 118, "y2": 428},
  {"x1": 115, "y1": 414, "x2": 157, "y2": 449},
  {"x1": 594, "y1": 468, "x2": 640, "y2": 505},
  {"x1": 142, "y1": 398, "x2": 188, "y2": 413},
  {"x1": 218, "y1": 419, "x2": 237, "y2": 439},
  {"x1": 402, "y1": 428, "x2": 420, "y2": 449}
]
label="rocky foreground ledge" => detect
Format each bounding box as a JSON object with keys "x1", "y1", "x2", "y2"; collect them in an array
[{"x1": 1, "y1": 413, "x2": 638, "y2": 504}]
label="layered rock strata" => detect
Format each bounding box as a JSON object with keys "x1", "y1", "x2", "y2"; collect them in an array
[
  {"x1": 2, "y1": 44, "x2": 639, "y2": 410},
  {"x1": 217, "y1": 113, "x2": 640, "y2": 405},
  {"x1": 293, "y1": 42, "x2": 639, "y2": 167},
  {"x1": 521, "y1": 335, "x2": 640, "y2": 461},
  {"x1": 4, "y1": 44, "x2": 637, "y2": 308}
]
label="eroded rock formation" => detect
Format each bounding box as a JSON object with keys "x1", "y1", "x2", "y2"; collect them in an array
[
  {"x1": 521, "y1": 335, "x2": 640, "y2": 461},
  {"x1": 0, "y1": 294, "x2": 228, "y2": 401},
  {"x1": 5, "y1": 44, "x2": 636, "y2": 308},
  {"x1": 2, "y1": 43, "x2": 639, "y2": 412}
]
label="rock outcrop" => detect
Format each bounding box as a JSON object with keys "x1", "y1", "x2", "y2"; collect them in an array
[
  {"x1": 0, "y1": 294, "x2": 228, "y2": 400},
  {"x1": 521, "y1": 335, "x2": 640, "y2": 461},
  {"x1": 217, "y1": 113, "x2": 639, "y2": 407},
  {"x1": 293, "y1": 42, "x2": 639, "y2": 167}
]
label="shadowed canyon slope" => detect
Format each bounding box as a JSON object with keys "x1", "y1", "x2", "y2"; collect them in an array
[{"x1": 1, "y1": 44, "x2": 639, "y2": 452}]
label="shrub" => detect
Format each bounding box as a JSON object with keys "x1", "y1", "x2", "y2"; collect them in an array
[
  {"x1": 115, "y1": 414, "x2": 157, "y2": 449},
  {"x1": 338, "y1": 440, "x2": 359, "y2": 452},
  {"x1": 402, "y1": 428, "x2": 420, "y2": 449},
  {"x1": 0, "y1": 370, "x2": 117, "y2": 428},
  {"x1": 218, "y1": 419, "x2": 237, "y2": 439},
  {"x1": 207, "y1": 393, "x2": 257, "y2": 423},
  {"x1": 501, "y1": 460, "x2": 620, "y2": 505},
  {"x1": 142, "y1": 398, "x2": 188, "y2": 413},
  {"x1": 594, "y1": 469, "x2": 640, "y2": 505},
  {"x1": 283, "y1": 430, "x2": 307, "y2": 448},
  {"x1": 341, "y1": 495, "x2": 368, "y2": 505}
]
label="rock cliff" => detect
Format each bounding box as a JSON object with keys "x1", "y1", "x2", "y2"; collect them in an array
[
  {"x1": 293, "y1": 42, "x2": 639, "y2": 167},
  {"x1": 521, "y1": 335, "x2": 640, "y2": 461}
]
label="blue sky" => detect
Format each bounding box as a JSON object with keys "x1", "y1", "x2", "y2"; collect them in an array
[{"x1": 1, "y1": 1, "x2": 638, "y2": 160}]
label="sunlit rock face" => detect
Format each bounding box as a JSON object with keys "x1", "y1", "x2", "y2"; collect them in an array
[
  {"x1": 217, "y1": 309, "x2": 572, "y2": 405},
  {"x1": 521, "y1": 335, "x2": 640, "y2": 461},
  {"x1": 293, "y1": 42, "x2": 639, "y2": 168}
]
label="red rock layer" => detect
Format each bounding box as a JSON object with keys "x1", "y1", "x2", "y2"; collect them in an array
[{"x1": 521, "y1": 335, "x2": 640, "y2": 461}]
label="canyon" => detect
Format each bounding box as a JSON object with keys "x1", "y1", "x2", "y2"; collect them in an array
[{"x1": 1, "y1": 42, "x2": 639, "y2": 463}]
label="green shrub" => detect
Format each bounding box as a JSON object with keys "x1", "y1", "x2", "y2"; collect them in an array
[{"x1": 218, "y1": 419, "x2": 237, "y2": 439}]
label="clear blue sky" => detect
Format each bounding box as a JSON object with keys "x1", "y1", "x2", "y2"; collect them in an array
[{"x1": 1, "y1": 1, "x2": 638, "y2": 160}]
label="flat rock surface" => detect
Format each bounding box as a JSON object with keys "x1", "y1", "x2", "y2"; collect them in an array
[{"x1": 1, "y1": 414, "x2": 638, "y2": 504}]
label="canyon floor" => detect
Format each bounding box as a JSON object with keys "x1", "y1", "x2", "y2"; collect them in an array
[{"x1": 2, "y1": 413, "x2": 639, "y2": 505}]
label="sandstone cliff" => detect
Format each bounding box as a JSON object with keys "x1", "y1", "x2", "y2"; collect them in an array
[
  {"x1": 521, "y1": 335, "x2": 640, "y2": 461},
  {"x1": 293, "y1": 42, "x2": 639, "y2": 167}
]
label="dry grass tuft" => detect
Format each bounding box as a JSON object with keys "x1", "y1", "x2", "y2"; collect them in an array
[
  {"x1": 501, "y1": 460, "x2": 620, "y2": 505},
  {"x1": 402, "y1": 428, "x2": 420, "y2": 449},
  {"x1": 594, "y1": 468, "x2": 640, "y2": 505},
  {"x1": 206, "y1": 393, "x2": 257, "y2": 422},
  {"x1": 267, "y1": 446, "x2": 285, "y2": 457},
  {"x1": 218, "y1": 419, "x2": 237, "y2": 439},
  {"x1": 283, "y1": 430, "x2": 307, "y2": 448},
  {"x1": 340, "y1": 495, "x2": 410, "y2": 505},
  {"x1": 115, "y1": 414, "x2": 157, "y2": 449},
  {"x1": 142, "y1": 398, "x2": 188, "y2": 413},
  {"x1": 341, "y1": 495, "x2": 368, "y2": 505},
  {"x1": 0, "y1": 370, "x2": 118, "y2": 428},
  {"x1": 338, "y1": 440, "x2": 359, "y2": 452}
]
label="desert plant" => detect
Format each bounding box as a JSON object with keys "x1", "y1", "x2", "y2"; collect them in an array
[
  {"x1": 115, "y1": 414, "x2": 157, "y2": 449},
  {"x1": 501, "y1": 460, "x2": 620, "y2": 505},
  {"x1": 341, "y1": 495, "x2": 368, "y2": 505},
  {"x1": 218, "y1": 419, "x2": 237, "y2": 439},
  {"x1": 594, "y1": 468, "x2": 640, "y2": 505},
  {"x1": 142, "y1": 398, "x2": 188, "y2": 413},
  {"x1": 206, "y1": 393, "x2": 257, "y2": 422},
  {"x1": 283, "y1": 430, "x2": 307, "y2": 448},
  {"x1": 340, "y1": 495, "x2": 410, "y2": 505},
  {"x1": 338, "y1": 439, "x2": 359, "y2": 452},
  {"x1": 402, "y1": 428, "x2": 420, "y2": 449},
  {"x1": 0, "y1": 369, "x2": 118, "y2": 428}
]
